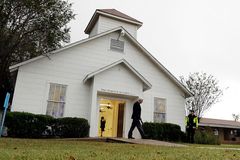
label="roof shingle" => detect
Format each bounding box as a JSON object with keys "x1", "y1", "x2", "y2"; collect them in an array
[
  {"x1": 85, "y1": 9, "x2": 142, "y2": 34},
  {"x1": 199, "y1": 118, "x2": 240, "y2": 128},
  {"x1": 97, "y1": 9, "x2": 142, "y2": 24}
]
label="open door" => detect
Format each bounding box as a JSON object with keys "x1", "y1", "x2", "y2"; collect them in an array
[
  {"x1": 98, "y1": 98, "x2": 125, "y2": 137},
  {"x1": 117, "y1": 103, "x2": 124, "y2": 137}
]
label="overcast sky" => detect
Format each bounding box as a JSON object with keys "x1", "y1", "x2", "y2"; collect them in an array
[{"x1": 67, "y1": 0, "x2": 240, "y2": 120}]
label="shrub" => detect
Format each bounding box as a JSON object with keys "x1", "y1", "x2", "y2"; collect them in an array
[
  {"x1": 5, "y1": 112, "x2": 89, "y2": 138},
  {"x1": 194, "y1": 129, "x2": 220, "y2": 145},
  {"x1": 5, "y1": 112, "x2": 54, "y2": 138},
  {"x1": 53, "y1": 117, "x2": 89, "y2": 138},
  {"x1": 143, "y1": 122, "x2": 184, "y2": 142}
]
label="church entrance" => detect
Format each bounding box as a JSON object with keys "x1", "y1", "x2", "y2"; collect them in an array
[{"x1": 98, "y1": 98, "x2": 125, "y2": 137}]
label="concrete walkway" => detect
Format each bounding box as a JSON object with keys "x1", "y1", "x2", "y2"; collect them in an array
[
  {"x1": 62, "y1": 138, "x2": 240, "y2": 150},
  {"x1": 197, "y1": 146, "x2": 240, "y2": 151},
  {"x1": 107, "y1": 138, "x2": 187, "y2": 147},
  {"x1": 63, "y1": 137, "x2": 187, "y2": 147}
]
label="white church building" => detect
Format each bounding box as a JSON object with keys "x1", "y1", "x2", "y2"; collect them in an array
[{"x1": 10, "y1": 9, "x2": 192, "y2": 138}]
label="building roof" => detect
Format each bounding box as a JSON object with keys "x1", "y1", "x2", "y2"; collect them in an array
[
  {"x1": 98, "y1": 9, "x2": 142, "y2": 23},
  {"x1": 199, "y1": 118, "x2": 240, "y2": 129},
  {"x1": 83, "y1": 59, "x2": 152, "y2": 91},
  {"x1": 9, "y1": 26, "x2": 193, "y2": 97},
  {"x1": 85, "y1": 9, "x2": 143, "y2": 34}
]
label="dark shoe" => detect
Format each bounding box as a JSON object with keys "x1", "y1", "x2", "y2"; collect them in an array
[{"x1": 128, "y1": 137, "x2": 135, "y2": 139}]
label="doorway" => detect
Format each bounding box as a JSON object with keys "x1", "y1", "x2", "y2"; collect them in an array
[{"x1": 98, "y1": 98, "x2": 125, "y2": 137}]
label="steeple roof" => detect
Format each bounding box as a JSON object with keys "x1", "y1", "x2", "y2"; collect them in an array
[
  {"x1": 84, "y1": 9, "x2": 142, "y2": 34},
  {"x1": 98, "y1": 9, "x2": 142, "y2": 23}
]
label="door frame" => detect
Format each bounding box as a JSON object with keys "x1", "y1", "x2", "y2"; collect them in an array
[{"x1": 97, "y1": 95, "x2": 127, "y2": 137}]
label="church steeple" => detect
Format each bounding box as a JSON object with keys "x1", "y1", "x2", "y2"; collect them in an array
[{"x1": 84, "y1": 9, "x2": 142, "y2": 38}]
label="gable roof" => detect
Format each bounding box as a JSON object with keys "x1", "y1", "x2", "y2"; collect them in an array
[
  {"x1": 9, "y1": 27, "x2": 123, "y2": 72},
  {"x1": 98, "y1": 9, "x2": 142, "y2": 23},
  {"x1": 199, "y1": 118, "x2": 240, "y2": 129},
  {"x1": 85, "y1": 9, "x2": 142, "y2": 34},
  {"x1": 83, "y1": 59, "x2": 152, "y2": 91},
  {"x1": 9, "y1": 26, "x2": 192, "y2": 97}
]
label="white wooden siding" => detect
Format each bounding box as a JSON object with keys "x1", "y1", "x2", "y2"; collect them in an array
[
  {"x1": 94, "y1": 64, "x2": 143, "y2": 96},
  {"x1": 12, "y1": 31, "x2": 186, "y2": 133},
  {"x1": 89, "y1": 20, "x2": 99, "y2": 37},
  {"x1": 97, "y1": 16, "x2": 137, "y2": 38}
]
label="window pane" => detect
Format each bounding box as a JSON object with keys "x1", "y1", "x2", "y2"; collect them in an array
[
  {"x1": 46, "y1": 102, "x2": 54, "y2": 116},
  {"x1": 154, "y1": 97, "x2": 166, "y2": 123},
  {"x1": 47, "y1": 83, "x2": 67, "y2": 118},
  {"x1": 237, "y1": 130, "x2": 240, "y2": 137},
  {"x1": 53, "y1": 102, "x2": 64, "y2": 118},
  {"x1": 154, "y1": 112, "x2": 166, "y2": 123},
  {"x1": 46, "y1": 102, "x2": 65, "y2": 118},
  {"x1": 154, "y1": 98, "x2": 166, "y2": 113},
  {"x1": 58, "y1": 102, "x2": 65, "y2": 117},
  {"x1": 48, "y1": 84, "x2": 56, "y2": 100},
  {"x1": 52, "y1": 102, "x2": 59, "y2": 117},
  {"x1": 60, "y1": 85, "x2": 67, "y2": 102},
  {"x1": 53, "y1": 84, "x2": 61, "y2": 101}
]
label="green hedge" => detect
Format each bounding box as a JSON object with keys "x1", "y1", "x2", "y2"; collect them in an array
[
  {"x1": 5, "y1": 112, "x2": 89, "y2": 138},
  {"x1": 53, "y1": 117, "x2": 89, "y2": 138},
  {"x1": 5, "y1": 112, "x2": 54, "y2": 138},
  {"x1": 142, "y1": 122, "x2": 185, "y2": 142},
  {"x1": 194, "y1": 129, "x2": 220, "y2": 145}
]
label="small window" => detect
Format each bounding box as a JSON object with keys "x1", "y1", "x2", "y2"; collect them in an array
[
  {"x1": 213, "y1": 129, "x2": 219, "y2": 136},
  {"x1": 153, "y1": 98, "x2": 166, "y2": 123},
  {"x1": 234, "y1": 130, "x2": 237, "y2": 136},
  {"x1": 237, "y1": 130, "x2": 240, "y2": 137},
  {"x1": 46, "y1": 83, "x2": 67, "y2": 118},
  {"x1": 110, "y1": 39, "x2": 124, "y2": 52}
]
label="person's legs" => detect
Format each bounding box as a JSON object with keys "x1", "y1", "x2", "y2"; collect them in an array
[
  {"x1": 101, "y1": 128, "x2": 103, "y2": 137},
  {"x1": 128, "y1": 120, "x2": 137, "y2": 138},
  {"x1": 186, "y1": 128, "x2": 191, "y2": 143},
  {"x1": 136, "y1": 120, "x2": 145, "y2": 138},
  {"x1": 189, "y1": 128, "x2": 194, "y2": 143},
  {"x1": 191, "y1": 128, "x2": 195, "y2": 143}
]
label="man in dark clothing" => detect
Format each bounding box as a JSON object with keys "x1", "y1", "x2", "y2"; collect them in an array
[
  {"x1": 185, "y1": 110, "x2": 198, "y2": 143},
  {"x1": 128, "y1": 98, "x2": 145, "y2": 139}
]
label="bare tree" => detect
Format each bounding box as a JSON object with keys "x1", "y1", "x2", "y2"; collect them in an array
[
  {"x1": 180, "y1": 72, "x2": 223, "y2": 119},
  {"x1": 232, "y1": 114, "x2": 239, "y2": 122}
]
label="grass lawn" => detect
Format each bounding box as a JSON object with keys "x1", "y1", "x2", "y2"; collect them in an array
[{"x1": 0, "y1": 138, "x2": 240, "y2": 160}]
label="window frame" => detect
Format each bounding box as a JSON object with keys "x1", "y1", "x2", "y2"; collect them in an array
[
  {"x1": 153, "y1": 97, "x2": 167, "y2": 123},
  {"x1": 46, "y1": 83, "x2": 67, "y2": 118},
  {"x1": 110, "y1": 38, "x2": 125, "y2": 53}
]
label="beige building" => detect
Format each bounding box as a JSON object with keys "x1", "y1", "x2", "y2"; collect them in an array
[{"x1": 199, "y1": 118, "x2": 240, "y2": 144}]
